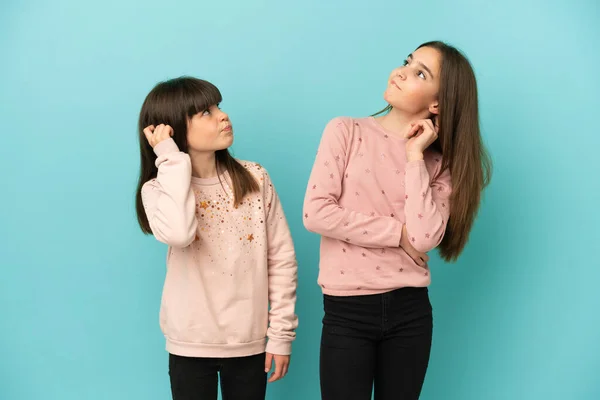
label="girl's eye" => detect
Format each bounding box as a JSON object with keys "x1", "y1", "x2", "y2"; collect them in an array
[
  {"x1": 402, "y1": 59, "x2": 408, "y2": 66},
  {"x1": 418, "y1": 71, "x2": 425, "y2": 79},
  {"x1": 202, "y1": 110, "x2": 210, "y2": 116}
]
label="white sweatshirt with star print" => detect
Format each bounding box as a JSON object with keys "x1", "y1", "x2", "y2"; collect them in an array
[
  {"x1": 141, "y1": 138, "x2": 298, "y2": 358},
  {"x1": 303, "y1": 116, "x2": 452, "y2": 296}
]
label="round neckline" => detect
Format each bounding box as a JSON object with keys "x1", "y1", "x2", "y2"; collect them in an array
[
  {"x1": 191, "y1": 170, "x2": 229, "y2": 186},
  {"x1": 366, "y1": 116, "x2": 407, "y2": 142}
]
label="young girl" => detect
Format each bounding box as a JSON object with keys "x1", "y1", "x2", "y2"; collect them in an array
[
  {"x1": 303, "y1": 41, "x2": 492, "y2": 400},
  {"x1": 135, "y1": 77, "x2": 298, "y2": 400}
]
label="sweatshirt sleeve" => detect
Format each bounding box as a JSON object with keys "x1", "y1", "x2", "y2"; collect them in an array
[
  {"x1": 140, "y1": 138, "x2": 198, "y2": 248},
  {"x1": 262, "y1": 168, "x2": 299, "y2": 356},
  {"x1": 403, "y1": 158, "x2": 452, "y2": 252},
  {"x1": 303, "y1": 117, "x2": 402, "y2": 248}
]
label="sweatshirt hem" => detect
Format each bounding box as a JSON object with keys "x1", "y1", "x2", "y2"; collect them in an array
[
  {"x1": 166, "y1": 337, "x2": 267, "y2": 358},
  {"x1": 321, "y1": 284, "x2": 429, "y2": 297}
]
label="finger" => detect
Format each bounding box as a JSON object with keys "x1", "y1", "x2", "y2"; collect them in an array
[
  {"x1": 407, "y1": 251, "x2": 421, "y2": 265},
  {"x1": 405, "y1": 123, "x2": 422, "y2": 139},
  {"x1": 156, "y1": 126, "x2": 167, "y2": 142},
  {"x1": 149, "y1": 125, "x2": 159, "y2": 144},
  {"x1": 142, "y1": 127, "x2": 154, "y2": 142},
  {"x1": 268, "y1": 360, "x2": 284, "y2": 383},
  {"x1": 159, "y1": 125, "x2": 173, "y2": 141},
  {"x1": 413, "y1": 253, "x2": 425, "y2": 266},
  {"x1": 157, "y1": 124, "x2": 170, "y2": 143},
  {"x1": 264, "y1": 353, "x2": 273, "y2": 373},
  {"x1": 282, "y1": 362, "x2": 289, "y2": 379},
  {"x1": 424, "y1": 120, "x2": 438, "y2": 139},
  {"x1": 162, "y1": 124, "x2": 174, "y2": 139},
  {"x1": 431, "y1": 117, "x2": 440, "y2": 133}
]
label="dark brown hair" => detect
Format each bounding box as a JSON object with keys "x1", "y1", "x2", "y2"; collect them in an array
[
  {"x1": 135, "y1": 77, "x2": 259, "y2": 234},
  {"x1": 375, "y1": 41, "x2": 492, "y2": 261}
]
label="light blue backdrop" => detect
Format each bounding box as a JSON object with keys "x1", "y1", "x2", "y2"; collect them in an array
[{"x1": 1, "y1": 0, "x2": 599, "y2": 399}]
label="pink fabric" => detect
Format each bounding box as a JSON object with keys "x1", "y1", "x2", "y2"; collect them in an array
[
  {"x1": 303, "y1": 117, "x2": 452, "y2": 296},
  {"x1": 142, "y1": 138, "x2": 298, "y2": 357}
]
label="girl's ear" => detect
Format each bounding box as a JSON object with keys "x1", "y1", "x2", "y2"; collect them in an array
[{"x1": 429, "y1": 101, "x2": 439, "y2": 116}]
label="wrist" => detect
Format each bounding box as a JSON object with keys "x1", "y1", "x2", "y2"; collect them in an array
[{"x1": 406, "y1": 151, "x2": 424, "y2": 162}]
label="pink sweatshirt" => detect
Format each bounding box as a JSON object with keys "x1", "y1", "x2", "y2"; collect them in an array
[
  {"x1": 303, "y1": 117, "x2": 452, "y2": 296},
  {"x1": 141, "y1": 138, "x2": 298, "y2": 358}
]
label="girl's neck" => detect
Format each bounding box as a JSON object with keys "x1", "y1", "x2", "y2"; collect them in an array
[
  {"x1": 189, "y1": 151, "x2": 218, "y2": 179},
  {"x1": 375, "y1": 107, "x2": 430, "y2": 138}
]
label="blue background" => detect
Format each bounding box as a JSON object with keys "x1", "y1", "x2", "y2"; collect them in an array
[{"x1": 1, "y1": 0, "x2": 599, "y2": 399}]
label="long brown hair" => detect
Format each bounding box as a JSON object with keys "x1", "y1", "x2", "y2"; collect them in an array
[
  {"x1": 135, "y1": 77, "x2": 259, "y2": 234},
  {"x1": 375, "y1": 41, "x2": 492, "y2": 261}
]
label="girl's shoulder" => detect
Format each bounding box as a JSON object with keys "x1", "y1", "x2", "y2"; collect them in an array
[
  {"x1": 324, "y1": 115, "x2": 363, "y2": 129},
  {"x1": 321, "y1": 116, "x2": 376, "y2": 139},
  {"x1": 235, "y1": 159, "x2": 271, "y2": 187}
]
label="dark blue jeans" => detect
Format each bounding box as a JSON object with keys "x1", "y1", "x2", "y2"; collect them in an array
[{"x1": 320, "y1": 287, "x2": 433, "y2": 400}]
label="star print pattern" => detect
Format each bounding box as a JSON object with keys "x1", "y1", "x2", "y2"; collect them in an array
[{"x1": 304, "y1": 116, "x2": 452, "y2": 295}]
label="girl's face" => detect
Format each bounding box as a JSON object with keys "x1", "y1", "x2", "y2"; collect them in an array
[
  {"x1": 186, "y1": 104, "x2": 234, "y2": 153},
  {"x1": 384, "y1": 46, "x2": 442, "y2": 118}
]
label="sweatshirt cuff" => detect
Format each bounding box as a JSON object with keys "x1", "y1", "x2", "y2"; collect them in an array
[
  {"x1": 153, "y1": 138, "x2": 180, "y2": 157},
  {"x1": 405, "y1": 159, "x2": 426, "y2": 170},
  {"x1": 265, "y1": 338, "x2": 292, "y2": 356},
  {"x1": 388, "y1": 220, "x2": 403, "y2": 248}
]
